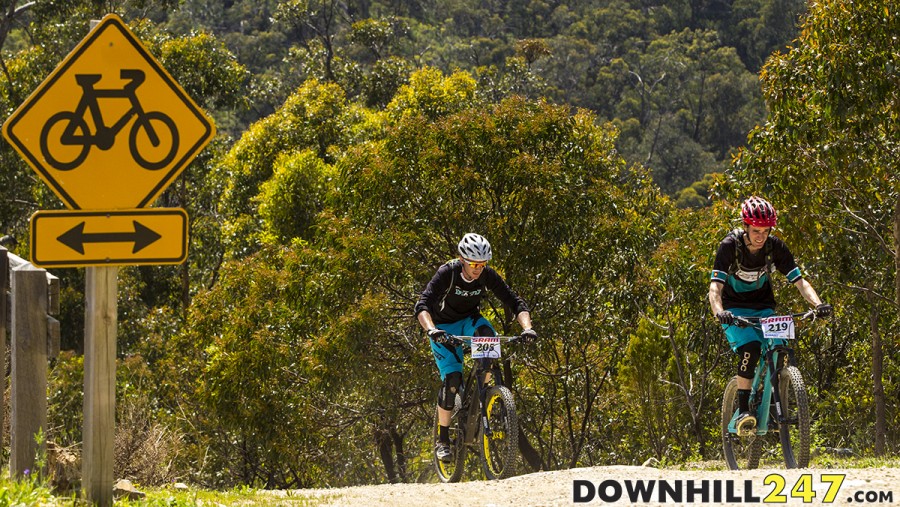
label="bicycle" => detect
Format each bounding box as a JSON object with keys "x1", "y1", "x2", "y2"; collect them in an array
[
  {"x1": 721, "y1": 310, "x2": 818, "y2": 470},
  {"x1": 40, "y1": 69, "x2": 180, "y2": 171},
  {"x1": 433, "y1": 335, "x2": 520, "y2": 482}
]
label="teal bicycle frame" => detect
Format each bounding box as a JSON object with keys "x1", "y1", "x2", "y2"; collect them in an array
[
  {"x1": 722, "y1": 310, "x2": 816, "y2": 469},
  {"x1": 726, "y1": 337, "x2": 795, "y2": 435}
]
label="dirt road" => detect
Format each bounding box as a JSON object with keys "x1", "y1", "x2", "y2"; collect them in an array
[{"x1": 277, "y1": 465, "x2": 900, "y2": 506}]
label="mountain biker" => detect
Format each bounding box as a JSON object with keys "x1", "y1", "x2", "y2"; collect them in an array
[
  {"x1": 415, "y1": 233, "x2": 536, "y2": 462},
  {"x1": 709, "y1": 197, "x2": 832, "y2": 436}
]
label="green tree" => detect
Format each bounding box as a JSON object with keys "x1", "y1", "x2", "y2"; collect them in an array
[
  {"x1": 336, "y1": 68, "x2": 670, "y2": 472},
  {"x1": 733, "y1": 0, "x2": 900, "y2": 455},
  {"x1": 603, "y1": 28, "x2": 763, "y2": 195}
]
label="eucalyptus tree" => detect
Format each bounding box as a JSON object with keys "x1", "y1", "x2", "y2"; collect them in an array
[
  {"x1": 731, "y1": 0, "x2": 900, "y2": 455},
  {"x1": 601, "y1": 28, "x2": 764, "y2": 195},
  {"x1": 616, "y1": 202, "x2": 733, "y2": 461},
  {"x1": 335, "y1": 66, "x2": 670, "y2": 471},
  {"x1": 171, "y1": 65, "x2": 671, "y2": 484}
]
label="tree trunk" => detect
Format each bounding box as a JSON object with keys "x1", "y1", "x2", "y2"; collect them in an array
[
  {"x1": 390, "y1": 428, "x2": 407, "y2": 482},
  {"x1": 374, "y1": 427, "x2": 397, "y2": 483},
  {"x1": 867, "y1": 285, "x2": 885, "y2": 455},
  {"x1": 896, "y1": 195, "x2": 900, "y2": 312}
]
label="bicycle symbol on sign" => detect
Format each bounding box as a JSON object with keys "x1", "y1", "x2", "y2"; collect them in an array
[{"x1": 39, "y1": 69, "x2": 179, "y2": 171}]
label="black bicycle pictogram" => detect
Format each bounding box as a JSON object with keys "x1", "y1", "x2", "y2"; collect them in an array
[{"x1": 40, "y1": 69, "x2": 179, "y2": 171}]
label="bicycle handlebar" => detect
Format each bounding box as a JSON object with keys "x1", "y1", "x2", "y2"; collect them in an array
[
  {"x1": 445, "y1": 335, "x2": 522, "y2": 347},
  {"x1": 732, "y1": 309, "x2": 818, "y2": 329}
]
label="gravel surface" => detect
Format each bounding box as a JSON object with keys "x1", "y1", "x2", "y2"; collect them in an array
[{"x1": 279, "y1": 465, "x2": 900, "y2": 506}]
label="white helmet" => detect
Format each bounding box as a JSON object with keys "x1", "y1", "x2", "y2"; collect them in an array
[{"x1": 457, "y1": 233, "x2": 492, "y2": 262}]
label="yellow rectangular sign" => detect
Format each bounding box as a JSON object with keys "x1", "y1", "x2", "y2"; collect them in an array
[{"x1": 30, "y1": 208, "x2": 188, "y2": 267}]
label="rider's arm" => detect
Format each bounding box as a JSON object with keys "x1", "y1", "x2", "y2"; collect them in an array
[
  {"x1": 414, "y1": 263, "x2": 453, "y2": 327},
  {"x1": 418, "y1": 311, "x2": 438, "y2": 332},
  {"x1": 483, "y1": 268, "x2": 530, "y2": 316},
  {"x1": 515, "y1": 311, "x2": 532, "y2": 331},
  {"x1": 708, "y1": 236, "x2": 733, "y2": 317},
  {"x1": 709, "y1": 281, "x2": 726, "y2": 315},
  {"x1": 793, "y1": 278, "x2": 823, "y2": 307}
]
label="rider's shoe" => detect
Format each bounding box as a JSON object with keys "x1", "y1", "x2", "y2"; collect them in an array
[
  {"x1": 435, "y1": 441, "x2": 453, "y2": 463},
  {"x1": 736, "y1": 411, "x2": 757, "y2": 436}
]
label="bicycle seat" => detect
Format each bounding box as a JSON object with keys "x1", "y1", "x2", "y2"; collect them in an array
[{"x1": 75, "y1": 74, "x2": 103, "y2": 86}]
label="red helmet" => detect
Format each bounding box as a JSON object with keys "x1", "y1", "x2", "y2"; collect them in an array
[{"x1": 741, "y1": 197, "x2": 777, "y2": 227}]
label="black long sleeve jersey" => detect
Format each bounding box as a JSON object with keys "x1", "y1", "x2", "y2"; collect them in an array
[{"x1": 414, "y1": 259, "x2": 529, "y2": 324}]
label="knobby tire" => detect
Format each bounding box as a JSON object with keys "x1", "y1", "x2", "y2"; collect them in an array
[
  {"x1": 434, "y1": 392, "x2": 465, "y2": 483},
  {"x1": 722, "y1": 377, "x2": 762, "y2": 470},
  {"x1": 778, "y1": 366, "x2": 811, "y2": 468},
  {"x1": 480, "y1": 386, "x2": 518, "y2": 480}
]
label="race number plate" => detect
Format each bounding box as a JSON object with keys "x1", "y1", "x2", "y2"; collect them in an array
[
  {"x1": 760, "y1": 315, "x2": 795, "y2": 340},
  {"x1": 471, "y1": 336, "x2": 501, "y2": 359}
]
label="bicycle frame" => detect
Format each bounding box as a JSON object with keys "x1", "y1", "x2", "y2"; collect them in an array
[
  {"x1": 730, "y1": 342, "x2": 794, "y2": 435},
  {"x1": 449, "y1": 336, "x2": 517, "y2": 445},
  {"x1": 68, "y1": 70, "x2": 148, "y2": 146},
  {"x1": 460, "y1": 356, "x2": 502, "y2": 444},
  {"x1": 727, "y1": 311, "x2": 813, "y2": 435},
  {"x1": 434, "y1": 334, "x2": 521, "y2": 482}
]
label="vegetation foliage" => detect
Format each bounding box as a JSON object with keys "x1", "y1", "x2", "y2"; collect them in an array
[{"x1": 0, "y1": 0, "x2": 897, "y2": 492}]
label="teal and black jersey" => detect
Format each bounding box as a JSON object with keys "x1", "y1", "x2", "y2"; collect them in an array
[{"x1": 710, "y1": 232, "x2": 802, "y2": 310}]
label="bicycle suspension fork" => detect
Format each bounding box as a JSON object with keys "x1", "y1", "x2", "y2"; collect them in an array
[
  {"x1": 765, "y1": 346, "x2": 796, "y2": 424},
  {"x1": 477, "y1": 358, "x2": 504, "y2": 437}
]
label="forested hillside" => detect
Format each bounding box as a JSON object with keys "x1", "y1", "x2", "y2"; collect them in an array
[{"x1": 1, "y1": 0, "x2": 898, "y2": 490}]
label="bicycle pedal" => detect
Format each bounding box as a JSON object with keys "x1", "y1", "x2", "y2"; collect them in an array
[{"x1": 736, "y1": 414, "x2": 757, "y2": 436}]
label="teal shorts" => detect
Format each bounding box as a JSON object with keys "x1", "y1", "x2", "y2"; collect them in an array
[
  {"x1": 723, "y1": 307, "x2": 775, "y2": 351},
  {"x1": 430, "y1": 316, "x2": 495, "y2": 380}
]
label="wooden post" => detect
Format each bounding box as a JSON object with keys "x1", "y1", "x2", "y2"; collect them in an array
[
  {"x1": 0, "y1": 247, "x2": 8, "y2": 458},
  {"x1": 83, "y1": 266, "x2": 117, "y2": 506},
  {"x1": 10, "y1": 263, "x2": 48, "y2": 476}
]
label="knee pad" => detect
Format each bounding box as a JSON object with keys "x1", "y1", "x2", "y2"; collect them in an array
[
  {"x1": 736, "y1": 342, "x2": 761, "y2": 380},
  {"x1": 438, "y1": 371, "x2": 463, "y2": 410}
]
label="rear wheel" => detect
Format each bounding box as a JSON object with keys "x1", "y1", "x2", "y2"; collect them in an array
[
  {"x1": 40, "y1": 112, "x2": 91, "y2": 170},
  {"x1": 722, "y1": 377, "x2": 763, "y2": 470},
  {"x1": 480, "y1": 386, "x2": 518, "y2": 480},
  {"x1": 778, "y1": 366, "x2": 810, "y2": 468},
  {"x1": 433, "y1": 393, "x2": 465, "y2": 483}
]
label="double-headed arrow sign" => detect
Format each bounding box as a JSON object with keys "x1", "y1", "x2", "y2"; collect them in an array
[
  {"x1": 30, "y1": 209, "x2": 187, "y2": 267},
  {"x1": 58, "y1": 220, "x2": 162, "y2": 254}
]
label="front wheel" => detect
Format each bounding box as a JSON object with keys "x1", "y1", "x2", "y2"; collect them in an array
[
  {"x1": 129, "y1": 111, "x2": 179, "y2": 170},
  {"x1": 722, "y1": 376, "x2": 763, "y2": 470},
  {"x1": 778, "y1": 365, "x2": 811, "y2": 468},
  {"x1": 480, "y1": 386, "x2": 518, "y2": 480},
  {"x1": 433, "y1": 392, "x2": 465, "y2": 483}
]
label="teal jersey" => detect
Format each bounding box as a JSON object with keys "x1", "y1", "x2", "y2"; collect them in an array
[{"x1": 710, "y1": 232, "x2": 802, "y2": 310}]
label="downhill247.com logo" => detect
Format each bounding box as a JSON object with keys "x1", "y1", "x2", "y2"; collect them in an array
[{"x1": 574, "y1": 474, "x2": 894, "y2": 504}]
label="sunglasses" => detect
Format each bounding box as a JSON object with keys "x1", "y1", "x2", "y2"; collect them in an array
[{"x1": 463, "y1": 259, "x2": 487, "y2": 269}]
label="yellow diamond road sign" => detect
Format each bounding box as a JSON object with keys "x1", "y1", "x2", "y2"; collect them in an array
[
  {"x1": 30, "y1": 208, "x2": 188, "y2": 267},
  {"x1": 2, "y1": 14, "x2": 214, "y2": 210}
]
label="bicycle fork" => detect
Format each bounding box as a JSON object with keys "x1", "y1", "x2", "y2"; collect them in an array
[
  {"x1": 476, "y1": 360, "x2": 504, "y2": 439},
  {"x1": 757, "y1": 347, "x2": 796, "y2": 431}
]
